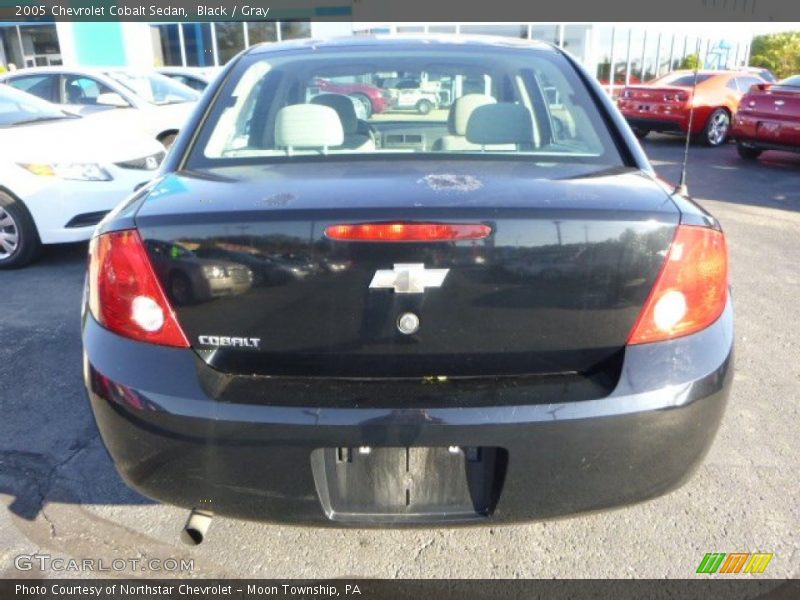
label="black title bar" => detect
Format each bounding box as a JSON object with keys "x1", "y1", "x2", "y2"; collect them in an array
[
  {"x1": 2, "y1": 0, "x2": 800, "y2": 22},
  {"x1": 2, "y1": 579, "x2": 799, "y2": 600}
]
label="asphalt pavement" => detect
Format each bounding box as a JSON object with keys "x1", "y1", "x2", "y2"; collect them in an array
[{"x1": 0, "y1": 135, "x2": 798, "y2": 579}]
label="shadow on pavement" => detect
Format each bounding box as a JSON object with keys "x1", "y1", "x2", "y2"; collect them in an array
[{"x1": 1, "y1": 240, "x2": 155, "y2": 520}]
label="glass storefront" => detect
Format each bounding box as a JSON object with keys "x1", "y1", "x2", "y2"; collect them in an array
[
  {"x1": 2, "y1": 21, "x2": 753, "y2": 95},
  {"x1": 247, "y1": 22, "x2": 278, "y2": 45},
  {"x1": 355, "y1": 23, "x2": 752, "y2": 96},
  {"x1": 182, "y1": 23, "x2": 214, "y2": 67},
  {"x1": 150, "y1": 21, "x2": 310, "y2": 67},
  {"x1": 459, "y1": 24, "x2": 528, "y2": 38},
  {"x1": 0, "y1": 24, "x2": 61, "y2": 69},
  {"x1": 562, "y1": 24, "x2": 591, "y2": 63}
]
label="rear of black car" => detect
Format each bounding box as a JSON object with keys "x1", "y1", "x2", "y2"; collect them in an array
[{"x1": 82, "y1": 37, "x2": 732, "y2": 525}]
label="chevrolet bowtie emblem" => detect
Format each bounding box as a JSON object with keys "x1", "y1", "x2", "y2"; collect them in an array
[{"x1": 369, "y1": 263, "x2": 449, "y2": 294}]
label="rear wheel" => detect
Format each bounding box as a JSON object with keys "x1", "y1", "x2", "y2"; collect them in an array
[
  {"x1": 168, "y1": 271, "x2": 193, "y2": 306},
  {"x1": 0, "y1": 191, "x2": 41, "y2": 269},
  {"x1": 632, "y1": 127, "x2": 650, "y2": 139},
  {"x1": 737, "y1": 142, "x2": 763, "y2": 160},
  {"x1": 349, "y1": 93, "x2": 373, "y2": 119},
  {"x1": 416, "y1": 99, "x2": 433, "y2": 115},
  {"x1": 701, "y1": 108, "x2": 730, "y2": 146}
]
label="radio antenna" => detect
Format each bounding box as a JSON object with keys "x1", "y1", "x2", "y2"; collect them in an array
[{"x1": 674, "y1": 40, "x2": 702, "y2": 196}]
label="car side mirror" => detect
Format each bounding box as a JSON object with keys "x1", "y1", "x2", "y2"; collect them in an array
[{"x1": 96, "y1": 92, "x2": 129, "y2": 108}]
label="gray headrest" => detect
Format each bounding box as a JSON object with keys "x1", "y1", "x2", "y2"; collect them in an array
[
  {"x1": 465, "y1": 104, "x2": 533, "y2": 146},
  {"x1": 311, "y1": 93, "x2": 358, "y2": 135},
  {"x1": 275, "y1": 104, "x2": 344, "y2": 149},
  {"x1": 448, "y1": 94, "x2": 497, "y2": 136}
]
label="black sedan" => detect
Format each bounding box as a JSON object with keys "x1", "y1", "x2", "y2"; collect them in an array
[{"x1": 82, "y1": 36, "x2": 732, "y2": 537}]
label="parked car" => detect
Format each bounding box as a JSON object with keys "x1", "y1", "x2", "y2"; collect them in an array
[
  {"x1": 145, "y1": 240, "x2": 253, "y2": 305},
  {"x1": 0, "y1": 84, "x2": 164, "y2": 268},
  {"x1": 312, "y1": 77, "x2": 392, "y2": 117},
  {"x1": 157, "y1": 67, "x2": 220, "y2": 92},
  {"x1": 731, "y1": 75, "x2": 800, "y2": 159},
  {"x1": 0, "y1": 67, "x2": 200, "y2": 147},
  {"x1": 391, "y1": 85, "x2": 440, "y2": 114},
  {"x1": 83, "y1": 36, "x2": 732, "y2": 533},
  {"x1": 617, "y1": 70, "x2": 766, "y2": 146},
  {"x1": 192, "y1": 246, "x2": 298, "y2": 286}
]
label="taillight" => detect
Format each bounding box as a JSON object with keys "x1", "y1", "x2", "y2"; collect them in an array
[
  {"x1": 325, "y1": 222, "x2": 491, "y2": 242},
  {"x1": 88, "y1": 230, "x2": 189, "y2": 347},
  {"x1": 627, "y1": 225, "x2": 728, "y2": 345}
]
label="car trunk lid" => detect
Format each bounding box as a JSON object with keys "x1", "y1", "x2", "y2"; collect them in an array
[
  {"x1": 742, "y1": 84, "x2": 800, "y2": 121},
  {"x1": 135, "y1": 161, "x2": 679, "y2": 379}
]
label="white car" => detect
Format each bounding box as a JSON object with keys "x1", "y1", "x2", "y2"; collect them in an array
[
  {"x1": 391, "y1": 87, "x2": 440, "y2": 114},
  {"x1": 0, "y1": 67, "x2": 199, "y2": 148},
  {"x1": 0, "y1": 85, "x2": 165, "y2": 268}
]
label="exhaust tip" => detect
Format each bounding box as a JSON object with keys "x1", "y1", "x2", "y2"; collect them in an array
[{"x1": 181, "y1": 509, "x2": 213, "y2": 546}]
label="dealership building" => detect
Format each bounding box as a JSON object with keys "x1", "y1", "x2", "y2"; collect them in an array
[{"x1": 1, "y1": 20, "x2": 753, "y2": 91}]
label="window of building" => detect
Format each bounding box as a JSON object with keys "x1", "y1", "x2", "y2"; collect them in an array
[
  {"x1": 280, "y1": 22, "x2": 311, "y2": 41},
  {"x1": 428, "y1": 25, "x2": 456, "y2": 34},
  {"x1": 657, "y1": 32, "x2": 673, "y2": 77},
  {"x1": 397, "y1": 26, "x2": 425, "y2": 33},
  {"x1": 459, "y1": 24, "x2": 527, "y2": 38},
  {"x1": 611, "y1": 27, "x2": 630, "y2": 88},
  {"x1": 627, "y1": 29, "x2": 644, "y2": 84},
  {"x1": 562, "y1": 24, "x2": 590, "y2": 64},
  {"x1": 0, "y1": 26, "x2": 24, "y2": 68},
  {"x1": 215, "y1": 23, "x2": 245, "y2": 65},
  {"x1": 247, "y1": 23, "x2": 278, "y2": 45},
  {"x1": 530, "y1": 24, "x2": 559, "y2": 45},
  {"x1": 150, "y1": 21, "x2": 311, "y2": 68},
  {"x1": 0, "y1": 24, "x2": 61, "y2": 69},
  {"x1": 182, "y1": 23, "x2": 214, "y2": 67},
  {"x1": 595, "y1": 26, "x2": 614, "y2": 85},
  {"x1": 151, "y1": 24, "x2": 182, "y2": 67},
  {"x1": 18, "y1": 25, "x2": 61, "y2": 66},
  {"x1": 640, "y1": 32, "x2": 658, "y2": 82}
]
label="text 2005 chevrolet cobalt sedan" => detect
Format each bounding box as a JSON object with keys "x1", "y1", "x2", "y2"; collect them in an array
[{"x1": 83, "y1": 36, "x2": 732, "y2": 528}]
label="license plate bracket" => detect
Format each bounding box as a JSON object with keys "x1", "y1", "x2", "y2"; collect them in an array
[
  {"x1": 757, "y1": 121, "x2": 782, "y2": 137},
  {"x1": 311, "y1": 446, "x2": 506, "y2": 523}
]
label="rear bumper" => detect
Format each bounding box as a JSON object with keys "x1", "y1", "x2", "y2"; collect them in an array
[
  {"x1": 623, "y1": 114, "x2": 687, "y2": 134},
  {"x1": 732, "y1": 114, "x2": 800, "y2": 151},
  {"x1": 82, "y1": 301, "x2": 734, "y2": 526}
]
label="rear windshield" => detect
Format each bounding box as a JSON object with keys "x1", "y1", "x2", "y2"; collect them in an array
[
  {"x1": 650, "y1": 73, "x2": 714, "y2": 87},
  {"x1": 776, "y1": 75, "x2": 800, "y2": 88},
  {"x1": 187, "y1": 46, "x2": 624, "y2": 169},
  {"x1": 105, "y1": 71, "x2": 199, "y2": 105},
  {"x1": 0, "y1": 84, "x2": 72, "y2": 127}
]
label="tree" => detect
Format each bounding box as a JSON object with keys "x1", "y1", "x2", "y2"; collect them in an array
[
  {"x1": 679, "y1": 54, "x2": 701, "y2": 70},
  {"x1": 749, "y1": 31, "x2": 800, "y2": 80}
]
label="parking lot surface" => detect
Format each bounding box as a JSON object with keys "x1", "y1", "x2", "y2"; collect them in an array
[{"x1": 1, "y1": 135, "x2": 798, "y2": 579}]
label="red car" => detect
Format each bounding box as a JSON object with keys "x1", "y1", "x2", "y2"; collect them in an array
[
  {"x1": 313, "y1": 78, "x2": 392, "y2": 117},
  {"x1": 731, "y1": 75, "x2": 800, "y2": 159},
  {"x1": 618, "y1": 70, "x2": 765, "y2": 146}
]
